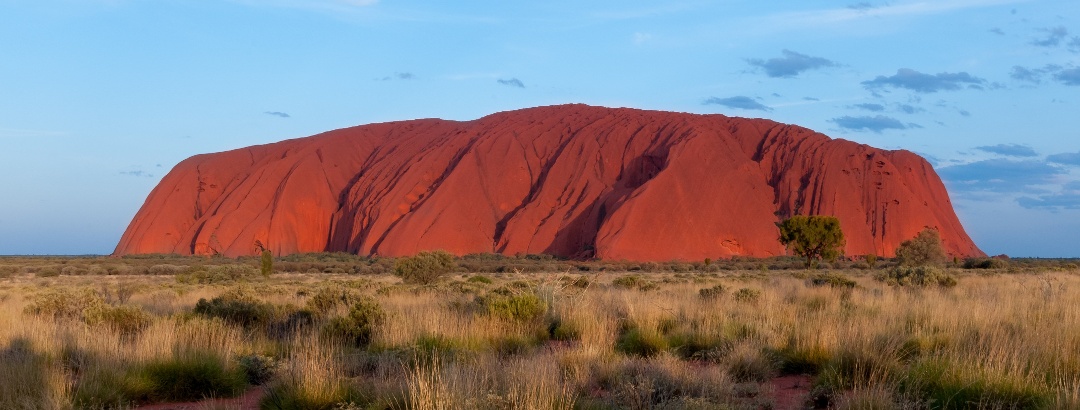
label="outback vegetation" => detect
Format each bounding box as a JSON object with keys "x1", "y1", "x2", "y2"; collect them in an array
[
  {"x1": 0, "y1": 250, "x2": 1077, "y2": 409},
  {"x1": 777, "y1": 216, "x2": 846, "y2": 269}
]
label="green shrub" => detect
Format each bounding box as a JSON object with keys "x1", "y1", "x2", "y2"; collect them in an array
[
  {"x1": 393, "y1": 250, "x2": 456, "y2": 285},
  {"x1": 611, "y1": 275, "x2": 643, "y2": 289},
  {"x1": 698, "y1": 284, "x2": 726, "y2": 300},
  {"x1": 727, "y1": 345, "x2": 776, "y2": 382},
  {"x1": 192, "y1": 289, "x2": 275, "y2": 328},
  {"x1": 24, "y1": 289, "x2": 104, "y2": 320},
  {"x1": 615, "y1": 326, "x2": 668, "y2": 357},
  {"x1": 896, "y1": 229, "x2": 947, "y2": 267},
  {"x1": 237, "y1": 354, "x2": 278, "y2": 385},
  {"x1": 479, "y1": 292, "x2": 547, "y2": 323},
  {"x1": 321, "y1": 298, "x2": 386, "y2": 347},
  {"x1": 548, "y1": 317, "x2": 582, "y2": 341},
  {"x1": 132, "y1": 350, "x2": 248, "y2": 402},
  {"x1": 35, "y1": 265, "x2": 61, "y2": 277},
  {"x1": 962, "y1": 258, "x2": 1008, "y2": 269},
  {"x1": 878, "y1": 266, "x2": 958, "y2": 287},
  {"x1": 901, "y1": 359, "x2": 1052, "y2": 409},
  {"x1": 261, "y1": 381, "x2": 369, "y2": 410},
  {"x1": 733, "y1": 288, "x2": 762, "y2": 303},
  {"x1": 667, "y1": 331, "x2": 731, "y2": 361},
  {"x1": 84, "y1": 304, "x2": 154, "y2": 336},
  {"x1": 177, "y1": 264, "x2": 259, "y2": 284},
  {"x1": 807, "y1": 272, "x2": 857, "y2": 288},
  {"x1": 305, "y1": 285, "x2": 359, "y2": 316}
]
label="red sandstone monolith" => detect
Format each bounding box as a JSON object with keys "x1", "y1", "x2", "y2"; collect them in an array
[{"x1": 115, "y1": 105, "x2": 983, "y2": 260}]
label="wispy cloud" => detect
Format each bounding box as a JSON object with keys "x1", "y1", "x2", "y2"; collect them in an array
[
  {"x1": 939, "y1": 159, "x2": 1066, "y2": 194},
  {"x1": 379, "y1": 72, "x2": 415, "y2": 81},
  {"x1": 1031, "y1": 26, "x2": 1068, "y2": 47},
  {"x1": 264, "y1": 111, "x2": 291, "y2": 118},
  {"x1": 746, "y1": 50, "x2": 839, "y2": 78},
  {"x1": 1019, "y1": 181, "x2": 1080, "y2": 209},
  {"x1": 1055, "y1": 67, "x2": 1080, "y2": 86},
  {"x1": 976, "y1": 143, "x2": 1038, "y2": 157},
  {"x1": 862, "y1": 68, "x2": 987, "y2": 93},
  {"x1": 703, "y1": 96, "x2": 772, "y2": 111},
  {"x1": 896, "y1": 103, "x2": 925, "y2": 114},
  {"x1": 120, "y1": 170, "x2": 154, "y2": 178},
  {"x1": 847, "y1": 2, "x2": 877, "y2": 11},
  {"x1": 1047, "y1": 152, "x2": 1080, "y2": 166},
  {"x1": 497, "y1": 78, "x2": 525, "y2": 88},
  {"x1": 830, "y1": 115, "x2": 910, "y2": 133}
]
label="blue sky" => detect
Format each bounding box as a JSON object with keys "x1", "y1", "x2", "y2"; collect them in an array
[{"x1": 1, "y1": 0, "x2": 1078, "y2": 256}]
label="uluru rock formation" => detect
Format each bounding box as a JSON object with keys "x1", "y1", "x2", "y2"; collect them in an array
[{"x1": 115, "y1": 104, "x2": 983, "y2": 261}]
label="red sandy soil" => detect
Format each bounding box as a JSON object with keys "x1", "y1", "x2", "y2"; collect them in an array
[
  {"x1": 134, "y1": 386, "x2": 266, "y2": 410},
  {"x1": 115, "y1": 104, "x2": 982, "y2": 261},
  {"x1": 768, "y1": 374, "x2": 814, "y2": 410}
]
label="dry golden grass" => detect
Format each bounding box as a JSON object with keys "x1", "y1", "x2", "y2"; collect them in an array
[{"x1": 0, "y1": 256, "x2": 1077, "y2": 409}]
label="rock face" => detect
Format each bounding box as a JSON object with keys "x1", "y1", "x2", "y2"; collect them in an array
[{"x1": 115, "y1": 104, "x2": 983, "y2": 260}]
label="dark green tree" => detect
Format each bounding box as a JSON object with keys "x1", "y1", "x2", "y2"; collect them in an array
[
  {"x1": 895, "y1": 228, "x2": 947, "y2": 267},
  {"x1": 777, "y1": 215, "x2": 846, "y2": 269}
]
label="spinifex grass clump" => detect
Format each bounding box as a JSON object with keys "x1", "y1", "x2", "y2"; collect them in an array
[{"x1": 129, "y1": 349, "x2": 249, "y2": 402}]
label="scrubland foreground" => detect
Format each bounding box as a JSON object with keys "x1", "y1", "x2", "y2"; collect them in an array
[{"x1": 0, "y1": 254, "x2": 1078, "y2": 409}]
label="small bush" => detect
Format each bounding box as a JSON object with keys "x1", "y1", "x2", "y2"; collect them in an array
[
  {"x1": 84, "y1": 304, "x2": 154, "y2": 336},
  {"x1": 807, "y1": 272, "x2": 856, "y2": 289},
  {"x1": 479, "y1": 292, "x2": 547, "y2": 323},
  {"x1": 305, "y1": 285, "x2": 359, "y2": 316},
  {"x1": 237, "y1": 354, "x2": 278, "y2": 385},
  {"x1": 321, "y1": 298, "x2": 386, "y2": 347},
  {"x1": 611, "y1": 275, "x2": 643, "y2": 289},
  {"x1": 901, "y1": 359, "x2": 1052, "y2": 409},
  {"x1": 548, "y1": 317, "x2": 582, "y2": 341},
  {"x1": 896, "y1": 229, "x2": 947, "y2": 267},
  {"x1": 132, "y1": 350, "x2": 248, "y2": 402},
  {"x1": 24, "y1": 289, "x2": 104, "y2": 320},
  {"x1": 698, "y1": 284, "x2": 726, "y2": 300},
  {"x1": 177, "y1": 264, "x2": 259, "y2": 284},
  {"x1": 393, "y1": 250, "x2": 456, "y2": 285},
  {"x1": 261, "y1": 381, "x2": 369, "y2": 410},
  {"x1": 733, "y1": 288, "x2": 762, "y2": 303},
  {"x1": 878, "y1": 266, "x2": 958, "y2": 287},
  {"x1": 726, "y1": 344, "x2": 776, "y2": 382},
  {"x1": 192, "y1": 289, "x2": 275, "y2": 328},
  {"x1": 0, "y1": 265, "x2": 20, "y2": 278},
  {"x1": 962, "y1": 258, "x2": 1008, "y2": 269},
  {"x1": 615, "y1": 326, "x2": 669, "y2": 357}
]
